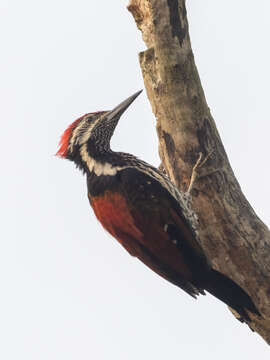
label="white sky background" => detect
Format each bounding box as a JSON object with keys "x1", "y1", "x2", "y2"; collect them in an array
[{"x1": 1, "y1": 0, "x2": 270, "y2": 358}]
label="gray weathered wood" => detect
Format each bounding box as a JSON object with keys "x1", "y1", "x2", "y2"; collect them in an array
[{"x1": 128, "y1": 0, "x2": 270, "y2": 342}]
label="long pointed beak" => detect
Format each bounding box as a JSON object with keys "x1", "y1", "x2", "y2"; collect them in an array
[{"x1": 106, "y1": 90, "x2": 143, "y2": 122}]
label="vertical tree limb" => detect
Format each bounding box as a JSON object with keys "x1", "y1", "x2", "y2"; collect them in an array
[{"x1": 128, "y1": 0, "x2": 270, "y2": 342}]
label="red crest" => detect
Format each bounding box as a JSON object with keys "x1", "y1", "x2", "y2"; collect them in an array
[{"x1": 56, "y1": 115, "x2": 87, "y2": 157}]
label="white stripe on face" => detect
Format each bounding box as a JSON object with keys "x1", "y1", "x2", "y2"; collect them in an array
[{"x1": 69, "y1": 112, "x2": 107, "y2": 152}]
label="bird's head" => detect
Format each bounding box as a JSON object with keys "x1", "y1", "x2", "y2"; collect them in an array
[{"x1": 56, "y1": 90, "x2": 142, "y2": 167}]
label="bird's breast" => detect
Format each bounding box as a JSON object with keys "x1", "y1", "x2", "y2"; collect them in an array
[{"x1": 89, "y1": 190, "x2": 143, "y2": 256}]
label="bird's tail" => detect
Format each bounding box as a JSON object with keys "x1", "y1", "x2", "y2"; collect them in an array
[{"x1": 203, "y1": 269, "x2": 260, "y2": 322}]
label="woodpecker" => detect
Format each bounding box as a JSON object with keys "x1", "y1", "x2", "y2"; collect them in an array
[{"x1": 57, "y1": 90, "x2": 260, "y2": 323}]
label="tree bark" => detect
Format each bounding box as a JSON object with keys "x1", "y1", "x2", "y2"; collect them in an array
[{"x1": 128, "y1": 0, "x2": 270, "y2": 343}]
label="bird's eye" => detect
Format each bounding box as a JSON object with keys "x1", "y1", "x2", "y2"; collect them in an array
[{"x1": 85, "y1": 113, "x2": 99, "y2": 123}]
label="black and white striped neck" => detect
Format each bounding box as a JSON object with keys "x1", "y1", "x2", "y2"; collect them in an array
[{"x1": 79, "y1": 145, "x2": 126, "y2": 176}]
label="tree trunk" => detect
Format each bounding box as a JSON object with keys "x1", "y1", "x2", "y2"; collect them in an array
[{"x1": 128, "y1": 0, "x2": 270, "y2": 343}]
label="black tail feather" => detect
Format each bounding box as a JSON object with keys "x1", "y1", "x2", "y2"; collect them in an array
[{"x1": 204, "y1": 269, "x2": 260, "y2": 322}]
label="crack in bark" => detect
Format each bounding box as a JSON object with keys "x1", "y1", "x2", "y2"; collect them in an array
[{"x1": 167, "y1": 0, "x2": 186, "y2": 46}]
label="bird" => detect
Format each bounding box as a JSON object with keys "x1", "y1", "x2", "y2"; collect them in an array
[{"x1": 57, "y1": 90, "x2": 260, "y2": 323}]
